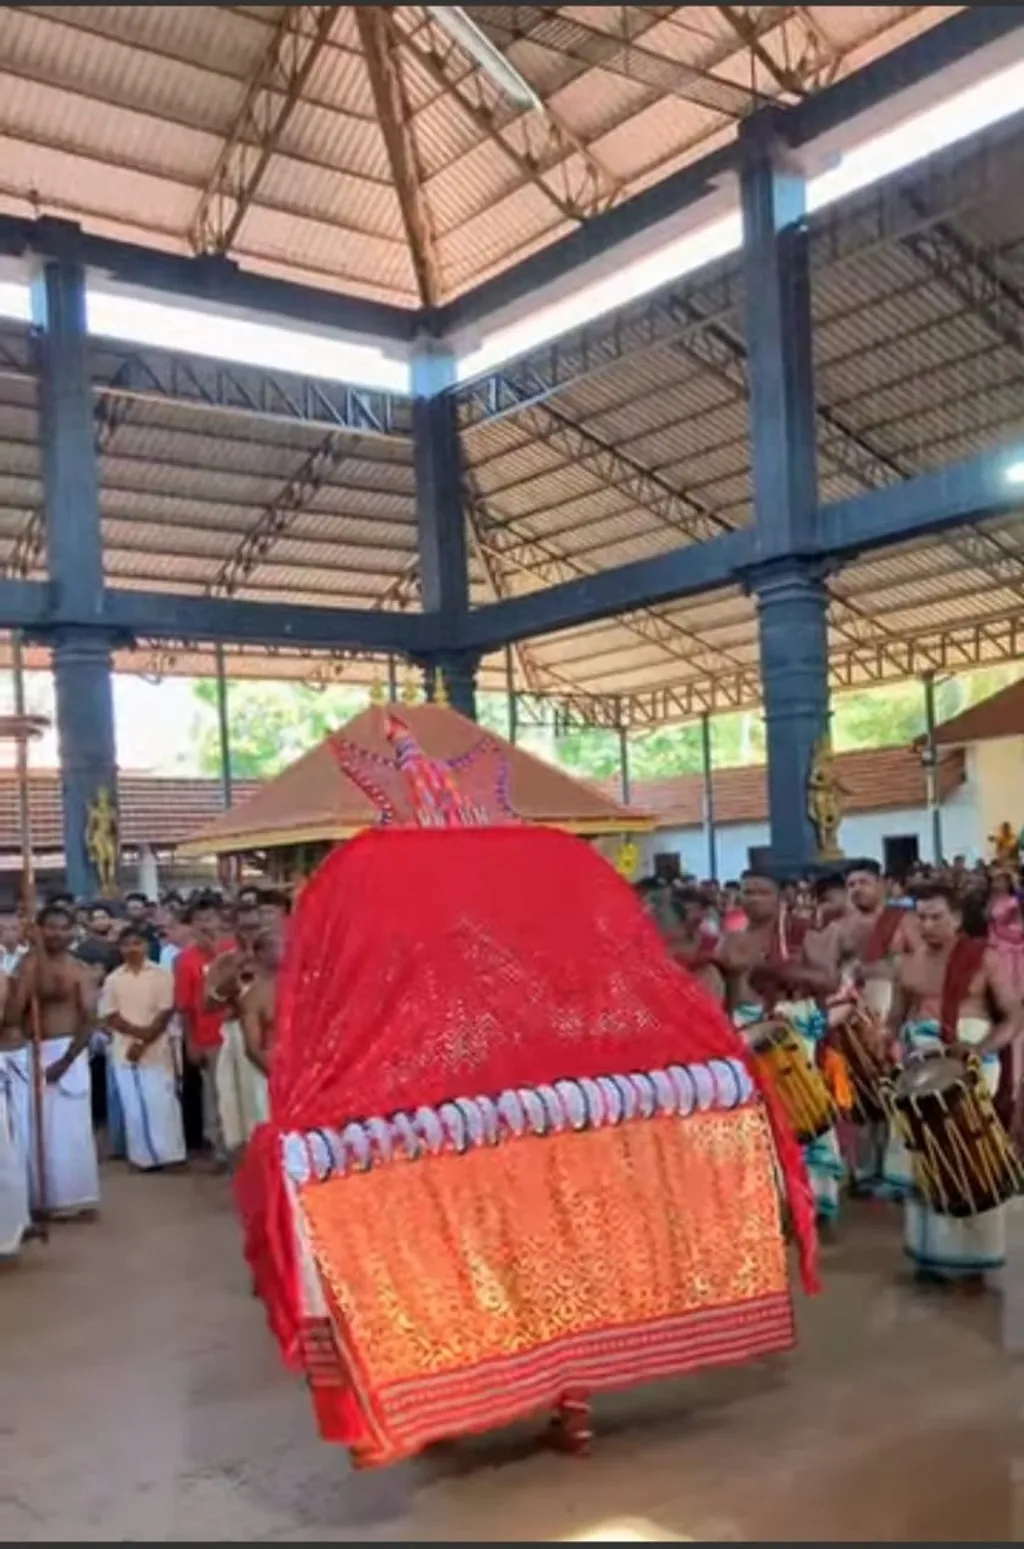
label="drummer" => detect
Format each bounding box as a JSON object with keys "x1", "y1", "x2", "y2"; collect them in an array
[
  {"x1": 717, "y1": 869, "x2": 844, "y2": 1226},
  {"x1": 886, "y1": 882, "x2": 1021, "y2": 1289},
  {"x1": 825, "y1": 859, "x2": 920, "y2": 1195}
]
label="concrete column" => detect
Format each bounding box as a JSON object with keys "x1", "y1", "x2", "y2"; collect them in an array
[
  {"x1": 32, "y1": 257, "x2": 119, "y2": 897},
  {"x1": 411, "y1": 340, "x2": 470, "y2": 623},
  {"x1": 51, "y1": 627, "x2": 118, "y2": 897},
  {"x1": 753, "y1": 562, "x2": 831, "y2": 876}
]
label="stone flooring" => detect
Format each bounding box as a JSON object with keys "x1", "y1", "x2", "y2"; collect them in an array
[{"x1": 0, "y1": 1165, "x2": 1020, "y2": 1542}]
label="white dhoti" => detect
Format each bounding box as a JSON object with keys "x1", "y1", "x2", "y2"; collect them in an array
[
  {"x1": 30, "y1": 1037, "x2": 100, "y2": 1217},
  {"x1": 110, "y1": 1040, "x2": 186, "y2": 1170},
  {"x1": 216, "y1": 1020, "x2": 266, "y2": 1152},
  {"x1": 0, "y1": 1047, "x2": 31, "y2": 1256},
  {"x1": 885, "y1": 1017, "x2": 1006, "y2": 1279}
]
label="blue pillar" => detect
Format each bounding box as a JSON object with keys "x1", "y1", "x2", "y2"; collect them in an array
[
  {"x1": 412, "y1": 340, "x2": 469, "y2": 621},
  {"x1": 32, "y1": 257, "x2": 119, "y2": 897},
  {"x1": 412, "y1": 339, "x2": 476, "y2": 719},
  {"x1": 751, "y1": 563, "x2": 830, "y2": 876},
  {"x1": 740, "y1": 112, "x2": 830, "y2": 874}
]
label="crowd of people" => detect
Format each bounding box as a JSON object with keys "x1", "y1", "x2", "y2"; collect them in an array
[
  {"x1": 0, "y1": 883, "x2": 290, "y2": 1256},
  {"x1": 4, "y1": 850, "x2": 1024, "y2": 1298},
  {"x1": 639, "y1": 852, "x2": 1024, "y2": 1288}
]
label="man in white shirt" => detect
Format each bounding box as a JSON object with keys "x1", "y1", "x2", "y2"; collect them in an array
[{"x1": 100, "y1": 925, "x2": 185, "y2": 1171}]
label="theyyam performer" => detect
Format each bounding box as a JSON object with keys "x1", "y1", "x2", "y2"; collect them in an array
[
  {"x1": 238, "y1": 710, "x2": 819, "y2": 1468},
  {"x1": 824, "y1": 859, "x2": 918, "y2": 1196},
  {"x1": 717, "y1": 870, "x2": 846, "y2": 1227}
]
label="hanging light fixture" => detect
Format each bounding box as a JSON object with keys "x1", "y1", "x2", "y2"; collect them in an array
[{"x1": 424, "y1": 6, "x2": 542, "y2": 111}]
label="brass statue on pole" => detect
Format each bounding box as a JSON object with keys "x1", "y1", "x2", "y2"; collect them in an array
[
  {"x1": 807, "y1": 736, "x2": 845, "y2": 861},
  {"x1": 85, "y1": 785, "x2": 120, "y2": 894}
]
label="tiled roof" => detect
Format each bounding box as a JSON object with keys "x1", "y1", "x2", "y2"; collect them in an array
[
  {"x1": 0, "y1": 773, "x2": 260, "y2": 854},
  {"x1": 601, "y1": 746, "x2": 966, "y2": 830},
  {"x1": 179, "y1": 703, "x2": 650, "y2": 855},
  {"x1": 930, "y1": 679, "x2": 1024, "y2": 746}
]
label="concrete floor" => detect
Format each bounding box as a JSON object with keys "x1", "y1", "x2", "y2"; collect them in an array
[{"x1": 1, "y1": 1166, "x2": 1021, "y2": 1543}]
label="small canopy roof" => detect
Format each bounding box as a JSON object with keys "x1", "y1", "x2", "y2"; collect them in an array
[{"x1": 178, "y1": 703, "x2": 651, "y2": 857}]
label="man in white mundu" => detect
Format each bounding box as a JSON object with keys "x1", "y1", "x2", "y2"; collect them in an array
[
  {"x1": 10, "y1": 904, "x2": 100, "y2": 1219},
  {"x1": 0, "y1": 965, "x2": 31, "y2": 1258},
  {"x1": 100, "y1": 925, "x2": 185, "y2": 1170}
]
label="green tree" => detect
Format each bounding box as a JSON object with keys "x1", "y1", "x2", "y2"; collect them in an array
[{"x1": 192, "y1": 680, "x2": 369, "y2": 779}]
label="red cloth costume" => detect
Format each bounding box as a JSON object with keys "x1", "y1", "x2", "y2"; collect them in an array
[{"x1": 238, "y1": 717, "x2": 817, "y2": 1466}]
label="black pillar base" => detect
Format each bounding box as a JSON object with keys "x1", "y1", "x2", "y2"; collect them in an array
[{"x1": 750, "y1": 562, "x2": 831, "y2": 877}]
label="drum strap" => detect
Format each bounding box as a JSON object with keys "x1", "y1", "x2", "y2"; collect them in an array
[
  {"x1": 862, "y1": 907, "x2": 905, "y2": 965},
  {"x1": 939, "y1": 935, "x2": 988, "y2": 1046}
]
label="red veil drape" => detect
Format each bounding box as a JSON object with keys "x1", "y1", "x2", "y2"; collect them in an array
[{"x1": 237, "y1": 826, "x2": 818, "y2": 1369}]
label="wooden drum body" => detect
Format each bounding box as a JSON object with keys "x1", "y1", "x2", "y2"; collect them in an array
[
  {"x1": 883, "y1": 1053, "x2": 1024, "y2": 1218},
  {"x1": 833, "y1": 1006, "x2": 891, "y2": 1126},
  {"x1": 748, "y1": 1020, "x2": 834, "y2": 1145}
]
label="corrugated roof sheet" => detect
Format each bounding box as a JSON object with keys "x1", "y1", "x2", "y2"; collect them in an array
[{"x1": 0, "y1": 4, "x2": 959, "y2": 305}]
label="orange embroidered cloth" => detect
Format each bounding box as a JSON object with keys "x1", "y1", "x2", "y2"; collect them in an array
[{"x1": 299, "y1": 1104, "x2": 793, "y2": 1465}]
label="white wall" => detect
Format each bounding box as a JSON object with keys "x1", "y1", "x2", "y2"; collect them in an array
[
  {"x1": 644, "y1": 786, "x2": 982, "y2": 880},
  {"x1": 967, "y1": 737, "x2": 1024, "y2": 842}
]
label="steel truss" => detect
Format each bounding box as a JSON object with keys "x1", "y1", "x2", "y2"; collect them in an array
[
  {"x1": 189, "y1": 6, "x2": 339, "y2": 256},
  {"x1": 507, "y1": 610, "x2": 1024, "y2": 730},
  {"x1": 455, "y1": 112, "x2": 1024, "y2": 421}
]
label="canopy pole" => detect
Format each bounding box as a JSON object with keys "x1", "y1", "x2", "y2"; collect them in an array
[
  {"x1": 700, "y1": 711, "x2": 718, "y2": 882},
  {"x1": 214, "y1": 643, "x2": 232, "y2": 810}
]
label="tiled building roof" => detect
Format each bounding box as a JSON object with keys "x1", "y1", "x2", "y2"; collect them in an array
[
  {"x1": 601, "y1": 746, "x2": 967, "y2": 829},
  {"x1": 0, "y1": 773, "x2": 261, "y2": 853},
  {"x1": 0, "y1": 743, "x2": 966, "y2": 855},
  {"x1": 179, "y1": 704, "x2": 650, "y2": 855}
]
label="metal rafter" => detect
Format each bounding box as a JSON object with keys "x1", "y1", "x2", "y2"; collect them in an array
[
  {"x1": 463, "y1": 491, "x2": 551, "y2": 697},
  {"x1": 206, "y1": 430, "x2": 360, "y2": 598},
  {"x1": 519, "y1": 608, "x2": 1024, "y2": 730},
  {"x1": 189, "y1": 6, "x2": 339, "y2": 257},
  {"x1": 388, "y1": 8, "x2": 623, "y2": 226},
  {"x1": 356, "y1": 8, "x2": 443, "y2": 307},
  {"x1": 466, "y1": 350, "x2": 909, "y2": 676},
  {"x1": 474, "y1": 6, "x2": 763, "y2": 119},
  {"x1": 714, "y1": 6, "x2": 809, "y2": 97},
  {"x1": 466, "y1": 479, "x2": 746, "y2": 678}
]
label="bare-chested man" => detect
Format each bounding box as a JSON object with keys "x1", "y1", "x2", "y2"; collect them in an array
[
  {"x1": 8, "y1": 904, "x2": 100, "y2": 1218},
  {"x1": 819, "y1": 860, "x2": 919, "y2": 1194},
  {"x1": 240, "y1": 928, "x2": 282, "y2": 1127},
  {"x1": 207, "y1": 901, "x2": 265, "y2": 1151},
  {"x1": 717, "y1": 870, "x2": 843, "y2": 1224},
  {"x1": 885, "y1": 883, "x2": 1021, "y2": 1288}
]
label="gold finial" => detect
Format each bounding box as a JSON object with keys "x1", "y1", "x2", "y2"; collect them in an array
[
  {"x1": 369, "y1": 673, "x2": 386, "y2": 707},
  {"x1": 614, "y1": 839, "x2": 640, "y2": 880},
  {"x1": 434, "y1": 669, "x2": 450, "y2": 708},
  {"x1": 401, "y1": 669, "x2": 420, "y2": 706}
]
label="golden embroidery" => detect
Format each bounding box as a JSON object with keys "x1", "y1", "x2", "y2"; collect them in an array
[{"x1": 300, "y1": 1107, "x2": 786, "y2": 1389}]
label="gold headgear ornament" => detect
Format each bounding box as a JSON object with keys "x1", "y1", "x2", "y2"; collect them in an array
[
  {"x1": 369, "y1": 673, "x2": 386, "y2": 707},
  {"x1": 434, "y1": 669, "x2": 450, "y2": 708}
]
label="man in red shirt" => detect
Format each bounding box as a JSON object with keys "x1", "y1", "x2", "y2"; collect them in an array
[{"x1": 174, "y1": 893, "x2": 233, "y2": 1168}]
